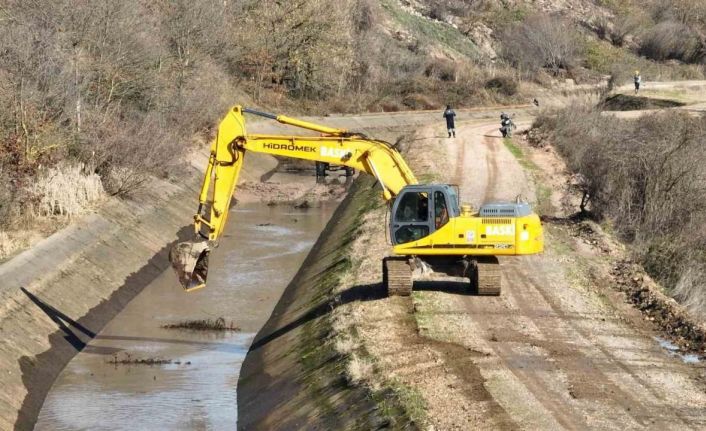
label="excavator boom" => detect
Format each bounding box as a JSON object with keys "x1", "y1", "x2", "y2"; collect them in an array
[{"x1": 170, "y1": 106, "x2": 417, "y2": 291}]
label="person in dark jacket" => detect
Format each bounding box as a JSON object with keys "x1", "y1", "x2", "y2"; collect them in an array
[{"x1": 443, "y1": 105, "x2": 456, "y2": 138}]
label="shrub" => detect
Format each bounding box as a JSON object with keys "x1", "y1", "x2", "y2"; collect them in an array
[
  {"x1": 74, "y1": 108, "x2": 184, "y2": 197},
  {"x1": 402, "y1": 94, "x2": 437, "y2": 110},
  {"x1": 501, "y1": 14, "x2": 585, "y2": 75},
  {"x1": 538, "y1": 106, "x2": 706, "y2": 314},
  {"x1": 672, "y1": 258, "x2": 706, "y2": 316},
  {"x1": 353, "y1": 0, "x2": 376, "y2": 31},
  {"x1": 31, "y1": 163, "x2": 104, "y2": 217},
  {"x1": 424, "y1": 59, "x2": 457, "y2": 82},
  {"x1": 610, "y1": 15, "x2": 642, "y2": 46},
  {"x1": 375, "y1": 99, "x2": 403, "y2": 112},
  {"x1": 347, "y1": 353, "x2": 374, "y2": 384},
  {"x1": 593, "y1": 15, "x2": 612, "y2": 41},
  {"x1": 639, "y1": 20, "x2": 704, "y2": 63},
  {"x1": 484, "y1": 76, "x2": 518, "y2": 96}
]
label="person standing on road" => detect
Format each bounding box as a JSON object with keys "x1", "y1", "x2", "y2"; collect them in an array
[
  {"x1": 634, "y1": 71, "x2": 641, "y2": 94},
  {"x1": 443, "y1": 105, "x2": 456, "y2": 138}
]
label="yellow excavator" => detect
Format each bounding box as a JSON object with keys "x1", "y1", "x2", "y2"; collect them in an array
[{"x1": 169, "y1": 106, "x2": 544, "y2": 296}]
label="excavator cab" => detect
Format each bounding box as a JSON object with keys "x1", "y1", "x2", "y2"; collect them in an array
[{"x1": 390, "y1": 185, "x2": 460, "y2": 244}]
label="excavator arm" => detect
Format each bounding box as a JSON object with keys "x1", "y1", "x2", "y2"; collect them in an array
[{"x1": 170, "y1": 105, "x2": 417, "y2": 291}]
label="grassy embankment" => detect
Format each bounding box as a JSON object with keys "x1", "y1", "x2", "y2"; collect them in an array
[
  {"x1": 237, "y1": 173, "x2": 423, "y2": 429},
  {"x1": 501, "y1": 138, "x2": 552, "y2": 216}
]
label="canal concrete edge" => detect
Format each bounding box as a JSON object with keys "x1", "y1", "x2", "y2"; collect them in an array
[{"x1": 0, "y1": 169, "x2": 202, "y2": 431}]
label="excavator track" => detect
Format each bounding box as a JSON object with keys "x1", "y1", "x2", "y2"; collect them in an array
[
  {"x1": 472, "y1": 256, "x2": 501, "y2": 296},
  {"x1": 383, "y1": 257, "x2": 413, "y2": 297}
]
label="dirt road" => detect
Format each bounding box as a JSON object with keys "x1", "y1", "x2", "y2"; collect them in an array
[
  {"x1": 441, "y1": 122, "x2": 706, "y2": 429},
  {"x1": 348, "y1": 117, "x2": 706, "y2": 430}
]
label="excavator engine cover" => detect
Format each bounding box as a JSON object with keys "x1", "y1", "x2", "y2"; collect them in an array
[{"x1": 169, "y1": 241, "x2": 211, "y2": 292}]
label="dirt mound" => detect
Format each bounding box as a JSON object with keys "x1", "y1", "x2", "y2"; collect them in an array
[
  {"x1": 599, "y1": 94, "x2": 685, "y2": 111},
  {"x1": 611, "y1": 260, "x2": 706, "y2": 355}
]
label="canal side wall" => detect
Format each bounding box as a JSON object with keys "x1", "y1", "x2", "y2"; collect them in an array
[
  {"x1": 0, "y1": 169, "x2": 202, "y2": 431},
  {"x1": 0, "y1": 154, "x2": 279, "y2": 431}
]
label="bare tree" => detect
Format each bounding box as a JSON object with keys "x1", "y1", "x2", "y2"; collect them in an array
[
  {"x1": 501, "y1": 14, "x2": 584, "y2": 75},
  {"x1": 235, "y1": 0, "x2": 356, "y2": 100},
  {"x1": 639, "y1": 20, "x2": 704, "y2": 63}
]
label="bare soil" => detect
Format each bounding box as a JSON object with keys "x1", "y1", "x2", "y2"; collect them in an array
[{"x1": 600, "y1": 94, "x2": 685, "y2": 111}]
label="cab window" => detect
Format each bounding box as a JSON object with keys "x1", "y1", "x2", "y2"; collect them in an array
[
  {"x1": 395, "y1": 192, "x2": 429, "y2": 222},
  {"x1": 394, "y1": 226, "x2": 429, "y2": 244},
  {"x1": 434, "y1": 191, "x2": 449, "y2": 229}
]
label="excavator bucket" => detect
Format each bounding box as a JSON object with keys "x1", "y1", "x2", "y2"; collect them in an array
[{"x1": 169, "y1": 241, "x2": 211, "y2": 292}]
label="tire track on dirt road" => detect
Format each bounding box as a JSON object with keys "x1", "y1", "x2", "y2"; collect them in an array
[
  {"x1": 451, "y1": 123, "x2": 532, "y2": 205},
  {"x1": 505, "y1": 257, "x2": 702, "y2": 427},
  {"x1": 428, "y1": 121, "x2": 706, "y2": 429},
  {"x1": 482, "y1": 134, "x2": 500, "y2": 204}
]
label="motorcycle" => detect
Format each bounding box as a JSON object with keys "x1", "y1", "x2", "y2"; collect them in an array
[{"x1": 500, "y1": 113, "x2": 515, "y2": 138}]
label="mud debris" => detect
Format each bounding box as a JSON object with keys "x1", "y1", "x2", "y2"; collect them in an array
[
  {"x1": 108, "y1": 353, "x2": 192, "y2": 366},
  {"x1": 162, "y1": 317, "x2": 240, "y2": 332},
  {"x1": 571, "y1": 221, "x2": 613, "y2": 254},
  {"x1": 599, "y1": 94, "x2": 685, "y2": 111},
  {"x1": 611, "y1": 260, "x2": 706, "y2": 355}
]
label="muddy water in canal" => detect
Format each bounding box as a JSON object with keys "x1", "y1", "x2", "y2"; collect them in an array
[{"x1": 35, "y1": 202, "x2": 337, "y2": 430}]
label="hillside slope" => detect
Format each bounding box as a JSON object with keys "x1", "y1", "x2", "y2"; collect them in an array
[{"x1": 2, "y1": 0, "x2": 704, "y2": 263}]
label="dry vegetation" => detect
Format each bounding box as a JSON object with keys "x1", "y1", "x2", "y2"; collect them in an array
[
  {"x1": 531, "y1": 106, "x2": 706, "y2": 316},
  {"x1": 0, "y1": 0, "x2": 246, "y2": 247},
  {"x1": 1, "y1": 0, "x2": 705, "y2": 257},
  {"x1": 502, "y1": 14, "x2": 585, "y2": 77},
  {"x1": 591, "y1": 0, "x2": 705, "y2": 80},
  {"x1": 162, "y1": 317, "x2": 240, "y2": 331}
]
